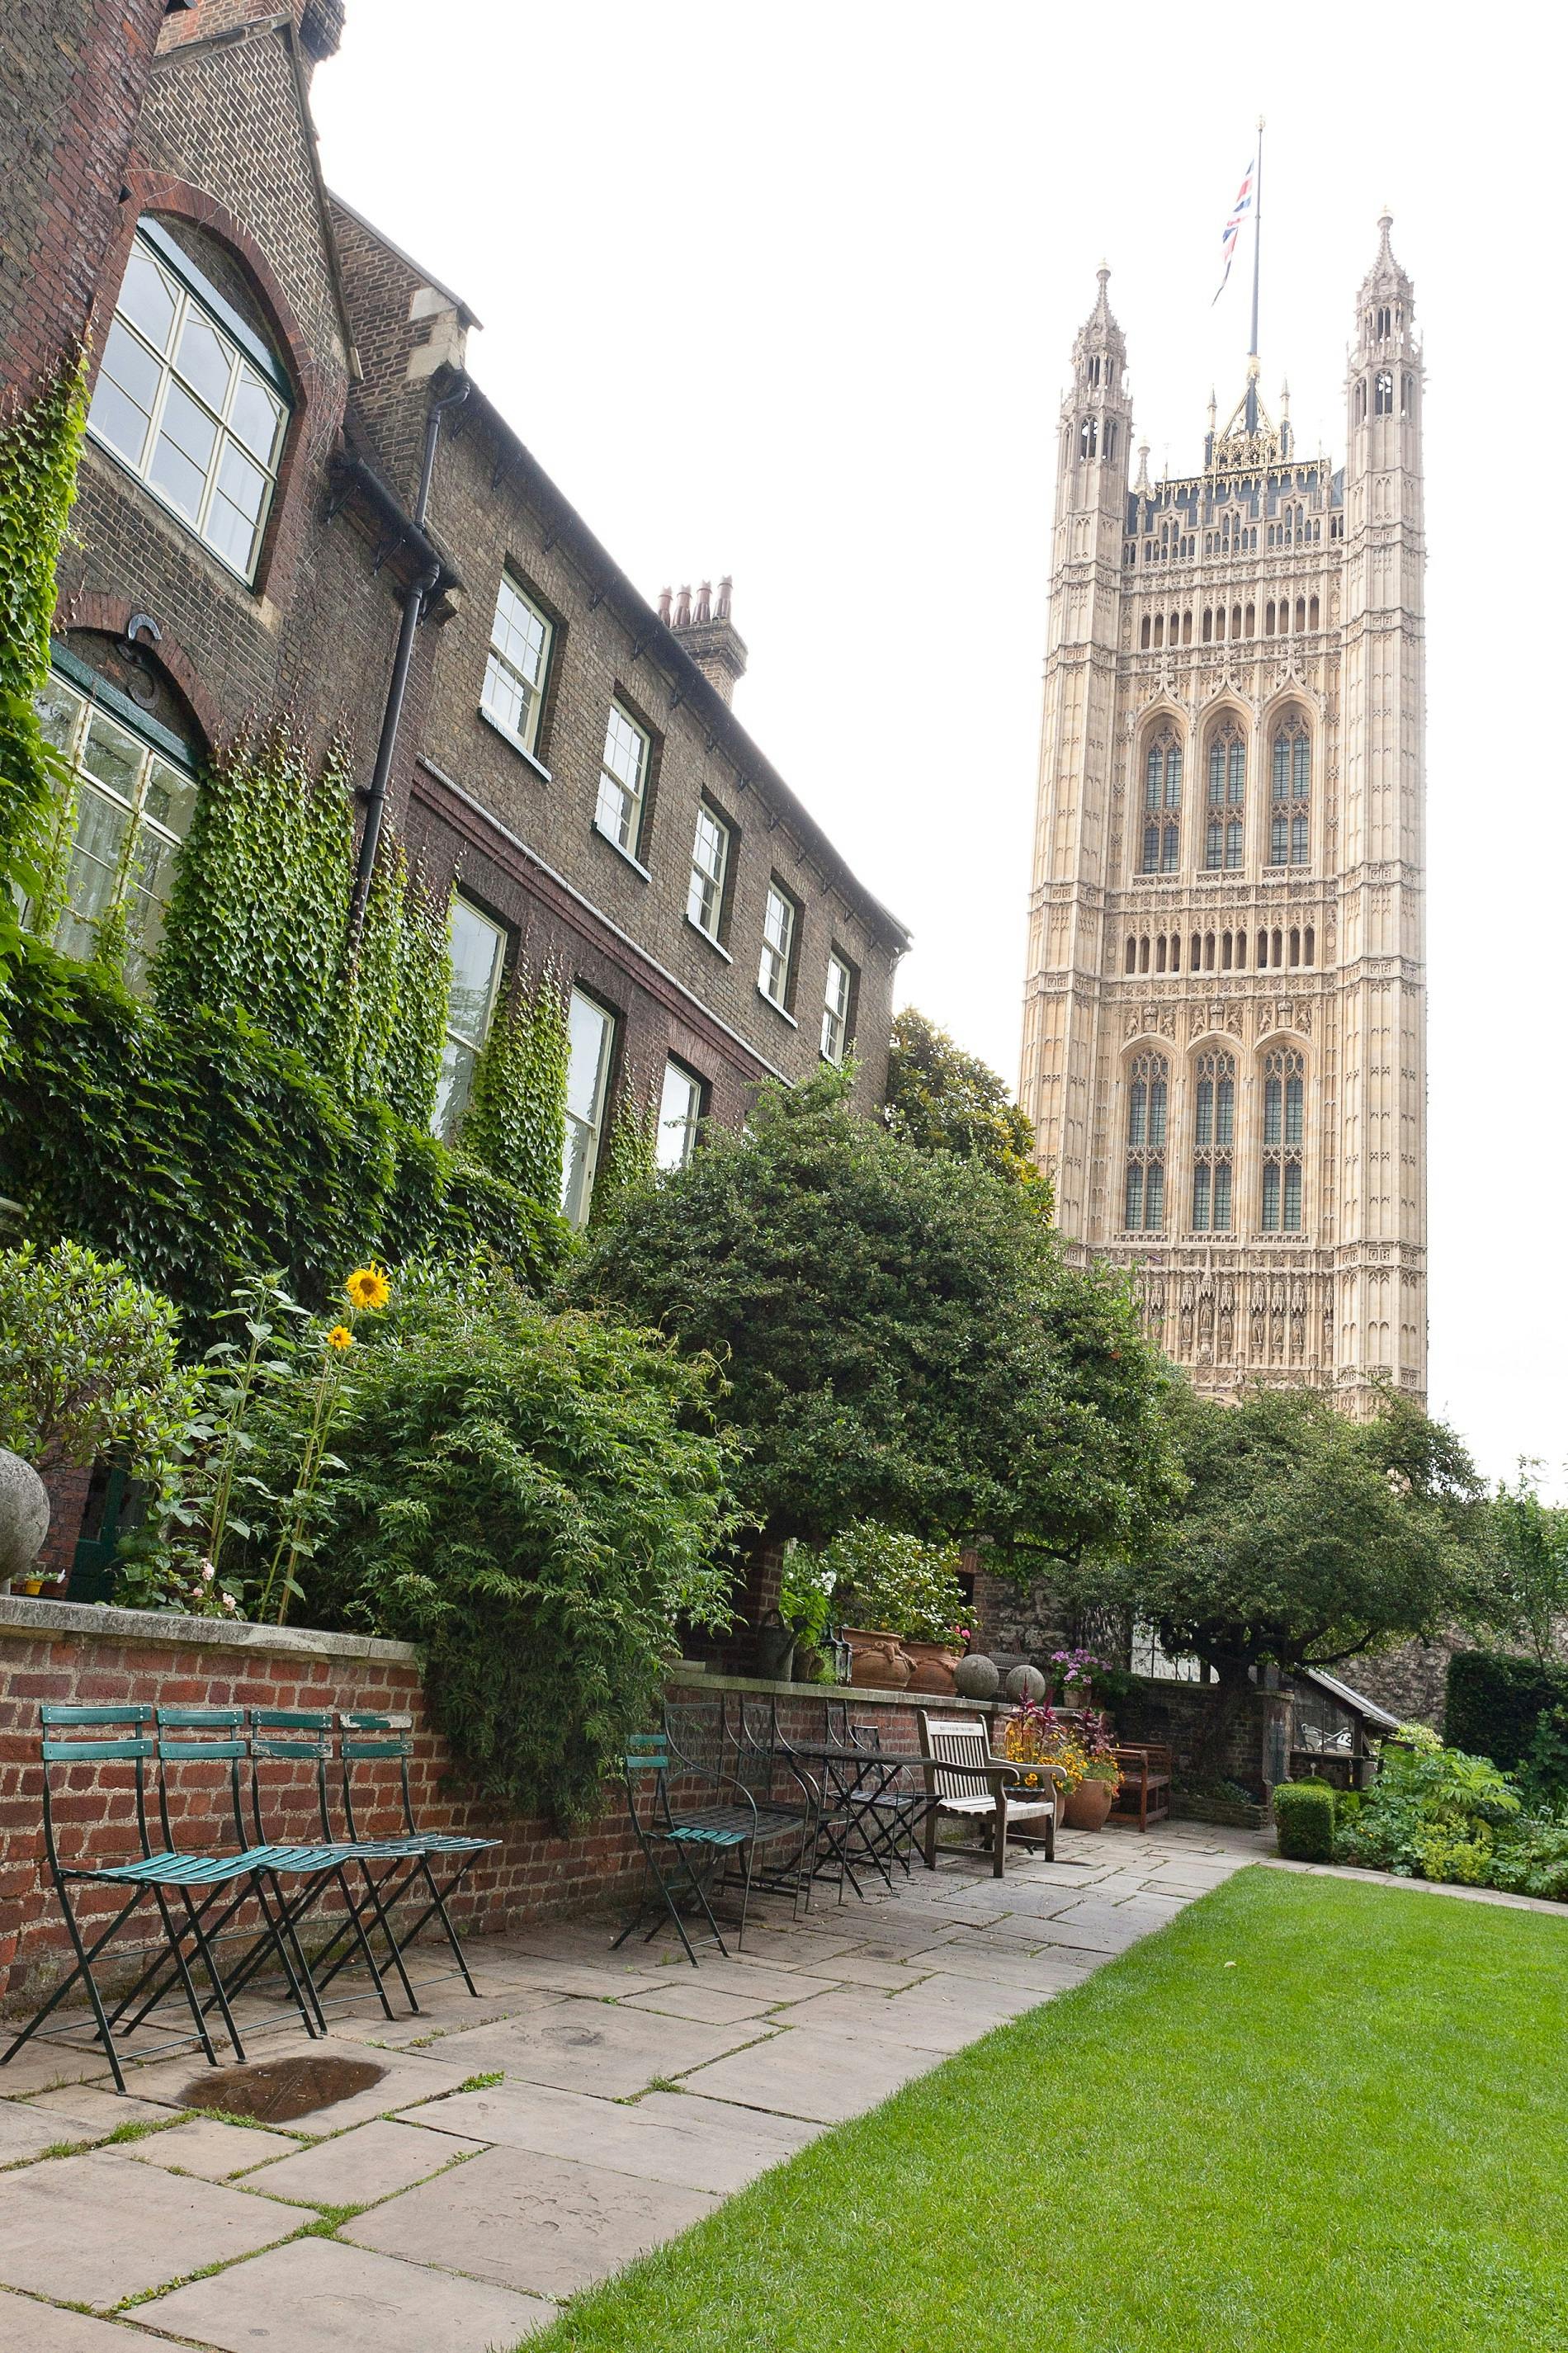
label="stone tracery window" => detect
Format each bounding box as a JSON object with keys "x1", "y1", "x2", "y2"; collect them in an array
[
  {"x1": 1261, "y1": 1047, "x2": 1305, "y2": 1231},
  {"x1": 1123, "y1": 1051, "x2": 1167, "y2": 1232},
  {"x1": 1139, "y1": 727, "x2": 1183, "y2": 873},
  {"x1": 1268, "y1": 714, "x2": 1311, "y2": 867},
  {"x1": 1204, "y1": 720, "x2": 1246, "y2": 870},
  {"x1": 1191, "y1": 1050, "x2": 1235, "y2": 1232}
]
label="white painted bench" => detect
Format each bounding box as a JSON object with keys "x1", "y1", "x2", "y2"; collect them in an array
[{"x1": 916, "y1": 1711, "x2": 1061, "y2": 1878}]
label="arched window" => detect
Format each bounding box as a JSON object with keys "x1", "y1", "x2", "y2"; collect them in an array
[
  {"x1": 1202, "y1": 607, "x2": 1213, "y2": 643},
  {"x1": 1309, "y1": 594, "x2": 1320, "y2": 629},
  {"x1": 1257, "y1": 927, "x2": 1268, "y2": 967},
  {"x1": 86, "y1": 220, "x2": 291, "y2": 584},
  {"x1": 1153, "y1": 615, "x2": 1164, "y2": 650},
  {"x1": 1079, "y1": 417, "x2": 1098, "y2": 459},
  {"x1": 1139, "y1": 935, "x2": 1150, "y2": 973},
  {"x1": 1205, "y1": 721, "x2": 1245, "y2": 870},
  {"x1": 1125, "y1": 935, "x2": 1136, "y2": 973},
  {"x1": 1244, "y1": 602, "x2": 1254, "y2": 636},
  {"x1": 1261, "y1": 1047, "x2": 1305, "y2": 1231},
  {"x1": 31, "y1": 638, "x2": 203, "y2": 990},
  {"x1": 1268, "y1": 715, "x2": 1311, "y2": 867},
  {"x1": 1140, "y1": 727, "x2": 1182, "y2": 872},
  {"x1": 1203, "y1": 931, "x2": 1216, "y2": 971},
  {"x1": 1289, "y1": 926, "x2": 1301, "y2": 966},
  {"x1": 1305, "y1": 926, "x2": 1315, "y2": 966},
  {"x1": 1235, "y1": 928, "x2": 1246, "y2": 969},
  {"x1": 1265, "y1": 598, "x2": 1276, "y2": 634},
  {"x1": 1401, "y1": 373, "x2": 1415, "y2": 416},
  {"x1": 1374, "y1": 370, "x2": 1394, "y2": 416},
  {"x1": 1191, "y1": 1050, "x2": 1235, "y2": 1231},
  {"x1": 1155, "y1": 934, "x2": 1167, "y2": 973},
  {"x1": 1104, "y1": 422, "x2": 1117, "y2": 460},
  {"x1": 1169, "y1": 933, "x2": 1180, "y2": 971},
  {"x1": 1354, "y1": 380, "x2": 1367, "y2": 423},
  {"x1": 1141, "y1": 615, "x2": 1151, "y2": 649},
  {"x1": 1189, "y1": 931, "x2": 1201, "y2": 970},
  {"x1": 1124, "y1": 1051, "x2": 1167, "y2": 1231}
]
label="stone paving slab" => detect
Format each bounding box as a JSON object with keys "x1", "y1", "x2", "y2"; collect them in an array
[
  {"x1": 616, "y1": 1978, "x2": 788, "y2": 2025},
  {"x1": 26, "y1": 2086, "x2": 191, "y2": 2136},
  {"x1": 0, "y1": 2098, "x2": 116, "y2": 2165},
  {"x1": 0, "y1": 2044, "x2": 113, "y2": 2098},
  {"x1": 136, "y1": 2233, "x2": 556, "y2": 2350},
  {"x1": 250, "y1": 2115, "x2": 485, "y2": 2208},
  {"x1": 123, "y1": 2117, "x2": 302, "y2": 2178},
  {"x1": 328, "y1": 1987, "x2": 563, "y2": 2052},
  {"x1": 0, "y1": 2287, "x2": 167, "y2": 2348},
  {"x1": 678, "y1": 2022, "x2": 940, "y2": 2123},
  {"x1": 409, "y1": 2076, "x2": 819, "y2": 2195},
  {"x1": 345, "y1": 2141, "x2": 719, "y2": 2299},
  {"x1": 896, "y1": 1941, "x2": 1098, "y2": 1993},
  {"x1": 0, "y1": 2146, "x2": 295, "y2": 2307},
  {"x1": 423, "y1": 1999, "x2": 770, "y2": 2100},
  {"x1": 767, "y1": 1982, "x2": 1036, "y2": 2055},
  {"x1": 118, "y1": 2037, "x2": 479, "y2": 2135}
]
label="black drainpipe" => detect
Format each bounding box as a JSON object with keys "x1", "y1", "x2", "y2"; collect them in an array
[{"x1": 347, "y1": 371, "x2": 470, "y2": 940}]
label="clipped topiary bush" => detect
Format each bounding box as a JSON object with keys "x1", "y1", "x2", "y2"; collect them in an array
[
  {"x1": 1445, "y1": 1649, "x2": 1568, "y2": 1774},
  {"x1": 1273, "y1": 1780, "x2": 1336, "y2": 1862}
]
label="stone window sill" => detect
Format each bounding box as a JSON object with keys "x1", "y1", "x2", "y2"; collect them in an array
[
  {"x1": 478, "y1": 706, "x2": 552, "y2": 784},
  {"x1": 591, "y1": 819, "x2": 651, "y2": 882},
  {"x1": 684, "y1": 911, "x2": 732, "y2": 964}
]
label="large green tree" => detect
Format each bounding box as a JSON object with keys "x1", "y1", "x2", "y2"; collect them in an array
[
  {"x1": 571, "y1": 1068, "x2": 1180, "y2": 1568},
  {"x1": 1069, "y1": 1383, "x2": 1489, "y2": 1735},
  {"x1": 882, "y1": 1007, "x2": 1048, "y2": 1202},
  {"x1": 1476, "y1": 1462, "x2": 1568, "y2": 1668}
]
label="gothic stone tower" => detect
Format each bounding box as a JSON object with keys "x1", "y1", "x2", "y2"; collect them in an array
[{"x1": 1019, "y1": 220, "x2": 1426, "y2": 1409}]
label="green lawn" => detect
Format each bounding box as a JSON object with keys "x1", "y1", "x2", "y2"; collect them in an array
[{"x1": 527, "y1": 1868, "x2": 1568, "y2": 2352}]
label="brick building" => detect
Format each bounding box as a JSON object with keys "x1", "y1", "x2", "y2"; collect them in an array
[{"x1": 7, "y1": 0, "x2": 908, "y2": 1233}]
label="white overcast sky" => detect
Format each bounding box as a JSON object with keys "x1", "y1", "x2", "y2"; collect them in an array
[{"x1": 313, "y1": 2, "x2": 1564, "y2": 1496}]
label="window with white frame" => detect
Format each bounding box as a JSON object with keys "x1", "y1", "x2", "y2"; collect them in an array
[
  {"x1": 595, "y1": 703, "x2": 649, "y2": 855},
  {"x1": 87, "y1": 224, "x2": 289, "y2": 582},
  {"x1": 480, "y1": 572, "x2": 552, "y2": 754},
  {"x1": 432, "y1": 896, "x2": 506, "y2": 1141},
  {"x1": 758, "y1": 881, "x2": 797, "y2": 1010},
  {"x1": 33, "y1": 664, "x2": 199, "y2": 990},
  {"x1": 561, "y1": 990, "x2": 616, "y2": 1226},
  {"x1": 686, "y1": 803, "x2": 730, "y2": 939},
  {"x1": 656, "y1": 1060, "x2": 703, "y2": 1172},
  {"x1": 821, "y1": 950, "x2": 854, "y2": 1062}
]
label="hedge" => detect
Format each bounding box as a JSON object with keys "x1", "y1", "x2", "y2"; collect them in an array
[
  {"x1": 1445, "y1": 1650, "x2": 1568, "y2": 1774},
  {"x1": 1273, "y1": 1780, "x2": 1336, "y2": 1863}
]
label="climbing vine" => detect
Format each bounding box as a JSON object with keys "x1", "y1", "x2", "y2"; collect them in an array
[
  {"x1": 0, "y1": 350, "x2": 87, "y2": 987},
  {"x1": 461, "y1": 957, "x2": 570, "y2": 1208},
  {"x1": 591, "y1": 1075, "x2": 659, "y2": 1227}
]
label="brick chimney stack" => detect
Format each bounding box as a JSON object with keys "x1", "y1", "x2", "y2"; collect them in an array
[
  {"x1": 159, "y1": 0, "x2": 345, "y2": 74},
  {"x1": 660, "y1": 575, "x2": 749, "y2": 707}
]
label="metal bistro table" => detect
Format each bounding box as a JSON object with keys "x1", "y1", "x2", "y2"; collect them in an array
[{"x1": 777, "y1": 1737, "x2": 928, "y2": 1906}]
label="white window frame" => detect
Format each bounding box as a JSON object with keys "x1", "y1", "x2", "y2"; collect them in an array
[
  {"x1": 821, "y1": 950, "x2": 854, "y2": 1063},
  {"x1": 432, "y1": 895, "x2": 507, "y2": 1142},
  {"x1": 594, "y1": 702, "x2": 650, "y2": 856},
  {"x1": 686, "y1": 802, "x2": 730, "y2": 941},
  {"x1": 758, "y1": 880, "x2": 797, "y2": 1011},
  {"x1": 86, "y1": 223, "x2": 289, "y2": 584},
  {"x1": 560, "y1": 988, "x2": 616, "y2": 1228},
  {"x1": 656, "y1": 1059, "x2": 704, "y2": 1173},
  {"x1": 32, "y1": 661, "x2": 199, "y2": 991},
  {"x1": 480, "y1": 571, "x2": 553, "y2": 756}
]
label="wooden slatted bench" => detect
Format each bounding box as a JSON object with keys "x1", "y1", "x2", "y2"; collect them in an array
[{"x1": 1109, "y1": 1741, "x2": 1173, "y2": 1831}]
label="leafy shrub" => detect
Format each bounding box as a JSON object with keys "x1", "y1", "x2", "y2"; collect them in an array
[
  {"x1": 1488, "y1": 1817, "x2": 1568, "y2": 1902},
  {"x1": 1274, "y1": 1781, "x2": 1336, "y2": 1862},
  {"x1": 303, "y1": 1265, "x2": 739, "y2": 1828},
  {"x1": 1332, "y1": 1730, "x2": 1521, "y2": 1878},
  {"x1": 815, "y1": 1520, "x2": 968, "y2": 1642},
  {"x1": 0, "y1": 1239, "x2": 192, "y2": 1475},
  {"x1": 1445, "y1": 1649, "x2": 1568, "y2": 1775}
]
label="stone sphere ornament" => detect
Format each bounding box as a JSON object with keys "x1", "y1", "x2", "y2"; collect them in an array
[
  {"x1": 0, "y1": 1449, "x2": 50, "y2": 1585},
  {"x1": 953, "y1": 1652, "x2": 1000, "y2": 1701},
  {"x1": 1004, "y1": 1663, "x2": 1047, "y2": 1704}
]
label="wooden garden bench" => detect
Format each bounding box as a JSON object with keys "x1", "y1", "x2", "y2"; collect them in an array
[
  {"x1": 916, "y1": 1711, "x2": 1061, "y2": 1877},
  {"x1": 1109, "y1": 1741, "x2": 1172, "y2": 1831}
]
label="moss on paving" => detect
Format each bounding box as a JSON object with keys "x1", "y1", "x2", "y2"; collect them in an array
[{"x1": 526, "y1": 1868, "x2": 1568, "y2": 2353}]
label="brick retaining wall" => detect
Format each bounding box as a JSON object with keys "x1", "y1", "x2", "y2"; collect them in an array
[{"x1": 0, "y1": 1599, "x2": 980, "y2": 2009}]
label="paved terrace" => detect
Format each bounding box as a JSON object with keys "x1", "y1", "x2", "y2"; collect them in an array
[{"x1": 0, "y1": 1823, "x2": 1266, "y2": 2350}]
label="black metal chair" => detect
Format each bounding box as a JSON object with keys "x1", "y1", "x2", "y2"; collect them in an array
[
  {"x1": 612, "y1": 1730, "x2": 758, "y2": 1963},
  {"x1": 724, "y1": 1692, "x2": 821, "y2": 1914},
  {"x1": 324, "y1": 1713, "x2": 498, "y2": 2002}
]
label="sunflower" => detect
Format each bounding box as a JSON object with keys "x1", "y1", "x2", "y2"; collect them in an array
[
  {"x1": 325, "y1": 1325, "x2": 355, "y2": 1352},
  {"x1": 344, "y1": 1264, "x2": 390, "y2": 1311}
]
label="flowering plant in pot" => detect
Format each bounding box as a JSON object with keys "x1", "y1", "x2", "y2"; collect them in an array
[
  {"x1": 1046, "y1": 1647, "x2": 1107, "y2": 1711},
  {"x1": 1062, "y1": 1710, "x2": 1122, "y2": 1831},
  {"x1": 1001, "y1": 1699, "x2": 1086, "y2": 1805},
  {"x1": 815, "y1": 1520, "x2": 969, "y2": 1692}
]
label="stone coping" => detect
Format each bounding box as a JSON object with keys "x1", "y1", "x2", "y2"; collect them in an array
[{"x1": 0, "y1": 1592, "x2": 418, "y2": 1665}]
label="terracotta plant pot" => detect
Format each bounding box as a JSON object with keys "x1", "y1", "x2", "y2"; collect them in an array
[
  {"x1": 843, "y1": 1628, "x2": 914, "y2": 1691},
  {"x1": 1064, "y1": 1776, "x2": 1116, "y2": 1831},
  {"x1": 902, "y1": 1639, "x2": 960, "y2": 1696}
]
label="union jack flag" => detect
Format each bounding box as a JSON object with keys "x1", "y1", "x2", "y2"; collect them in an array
[{"x1": 1213, "y1": 158, "x2": 1256, "y2": 304}]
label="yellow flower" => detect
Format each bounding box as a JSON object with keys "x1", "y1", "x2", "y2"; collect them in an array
[
  {"x1": 325, "y1": 1325, "x2": 355, "y2": 1352},
  {"x1": 344, "y1": 1264, "x2": 390, "y2": 1311}
]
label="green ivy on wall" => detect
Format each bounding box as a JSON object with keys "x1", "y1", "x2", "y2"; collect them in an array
[
  {"x1": 462, "y1": 957, "x2": 570, "y2": 1209},
  {"x1": 0, "y1": 944, "x2": 572, "y2": 1320},
  {"x1": 591, "y1": 1075, "x2": 659, "y2": 1227},
  {"x1": 0, "y1": 352, "x2": 87, "y2": 987}
]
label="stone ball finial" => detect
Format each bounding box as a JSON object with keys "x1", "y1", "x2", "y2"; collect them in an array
[
  {"x1": 0, "y1": 1449, "x2": 50, "y2": 1585},
  {"x1": 954, "y1": 1653, "x2": 1000, "y2": 1701},
  {"x1": 1005, "y1": 1663, "x2": 1047, "y2": 1704}
]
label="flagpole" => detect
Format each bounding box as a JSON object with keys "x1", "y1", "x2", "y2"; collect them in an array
[{"x1": 1247, "y1": 116, "x2": 1264, "y2": 431}]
